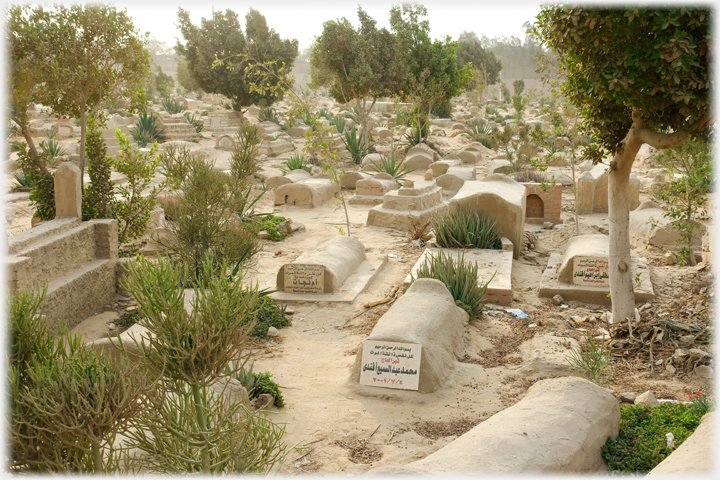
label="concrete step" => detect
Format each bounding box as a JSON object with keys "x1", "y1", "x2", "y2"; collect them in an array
[
  {"x1": 8, "y1": 217, "x2": 80, "y2": 255},
  {"x1": 44, "y1": 258, "x2": 117, "y2": 331}
]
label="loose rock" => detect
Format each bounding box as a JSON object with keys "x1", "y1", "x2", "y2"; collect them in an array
[
  {"x1": 552, "y1": 294, "x2": 565, "y2": 306},
  {"x1": 635, "y1": 390, "x2": 660, "y2": 407}
]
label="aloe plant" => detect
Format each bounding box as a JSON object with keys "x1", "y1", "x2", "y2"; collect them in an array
[
  {"x1": 281, "y1": 153, "x2": 307, "y2": 174},
  {"x1": 433, "y1": 208, "x2": 503, "y2": 250},
  {"x1": 369, "y1": 152, "x2": 414, "y2": 183},
  {"x1": 342, "y1": 126, "x2": 373, "y2": 164},
  {"x1": 183, "y1": 112, "x2": 204, "y2": 133},
  {"x1": 161, "y1": 97, "x2": 186, "y2": 114},
  {"x1": 130, "y1": 113, "x2": 165, "y2": 147}
]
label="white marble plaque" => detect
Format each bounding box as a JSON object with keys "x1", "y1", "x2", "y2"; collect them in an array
[
  {"x1": 359, "y1": 340, "x2": 421, "y2": 390},
  {"x1": 284, "y1": 264, "x2": 324, "y2": 293},
  {"x1": 573, "y1": 257, "x2": 610, "y2": 286}
]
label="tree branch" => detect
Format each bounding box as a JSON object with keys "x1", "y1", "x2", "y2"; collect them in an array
[{"x1": 635, "y1": 111, "x2": 712, "y2": 150}]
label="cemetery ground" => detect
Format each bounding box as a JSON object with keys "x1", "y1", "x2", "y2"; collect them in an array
[{"x1": 6, "y1": 100, "x2": 713, "y2": 475}]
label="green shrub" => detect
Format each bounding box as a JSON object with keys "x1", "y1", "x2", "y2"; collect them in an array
[
  {"x1": 231, "y1": 122, "x2": 261, "y2": 181},
  {"x1": 329, "y1": 115, "x2": 346, "y2": 134},
  {"x1": 602, "y1": 403, "x2": 704, "y2": 473},
  {"x1": 281, "y1": 153, "x2": 307, "y2": 174},
  {"x1": 12, "y1": 168, "x2": 31, "y2": 190},
  {"x1": 161, "y1": 96, "x2": 185, "y2": 114},
  {"x1": 130, "y1": 112, "x2": 165, "y2": 147},
  {"x1": 430, "y1": 99, "x2": 452, "y2": 118},
  {"x1": 83, "y1": 115, "x2": 115, "y2": 220},
  {"x1": 243, "y1": 295, "x2": 291, "y2": 338},
  {"x1": 414, "y1": 250, "x2": 493, "y2": 320},
  {"x1": 369, "y1": 151, "x2": 414, "y2": 183},
  {"x1": 342, "y1": 126, "x2": 372, "y2": 164},
  {"x1": 183, "y1": 112, "x2": 204, "y2": 133},
  {"x1": 564, "y1": 331, "x2": 613, "y2": 386},
  {"x1": 244, "y1": 214, "x2": 287, "y2": 242},
  {"x1": 118, "y1": 309, "x2": 141, "y2": 330},
  {"x1": 434, "y1": 208, "x2": 503, "y2": 250},
  {"x1": 252, "y1": 372, "x2": 285, "y2": 407},
  {"x1": 259, "y1": 106, "x2": 281, "y2": 125}
]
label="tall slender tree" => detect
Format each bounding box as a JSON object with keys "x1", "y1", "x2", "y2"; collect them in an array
[{"x1": 534, "y1": 7, "x2": 711, "y2": 324}]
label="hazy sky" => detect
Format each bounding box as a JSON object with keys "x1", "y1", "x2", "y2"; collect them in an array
[{"x1": 118, "y1": 0, "x2": 544, "y2": 52}]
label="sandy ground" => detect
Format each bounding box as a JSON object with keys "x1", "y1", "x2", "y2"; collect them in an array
[{"x1": 12, "y1": 105, "x2": 713, "y2": 474}]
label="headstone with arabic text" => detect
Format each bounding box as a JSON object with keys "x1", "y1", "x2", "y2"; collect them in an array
[
  {"x1": 359, "y1": 340, "x2": 421, "y2": 391},
  {"x1": 283, "y1": 264, "x2": 324, "y2": 293},
  {"x1": 572, "y1": 257, "x2": 610, "y2": 287}
]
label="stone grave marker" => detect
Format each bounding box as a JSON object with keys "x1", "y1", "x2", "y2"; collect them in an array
[
  {"x1": 283, "y1": 264, "x2": 324, "y2": 294},
  {"x1": 359, "y1": 340, "x2": 422, "y2": 391}
]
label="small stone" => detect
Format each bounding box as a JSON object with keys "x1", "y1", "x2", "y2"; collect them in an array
[
  {"x1": 552, "y1": 294, "x2": 565, "y2": 305},
  {"x1": 108, "y1": 323, "x2": 116, "y2": 331},
  {"x1": 258, "y1": 230, "x2": 271, "y2": 239},
  {"x1": 679, "y1": 334, "x2": 695, "y2": 344},
  {"x1": 284, "y1": 307, "x2": 295, "y2": 315},
  {"x1": 267, "y1": 327, "x2": 280, "y2": 337},
  {"x1": 403, "y1": 179, "x2": 414, "y2": 188},
  {"x1": 543, "y1": 222, "x2": 555, "y2": 230},
  {"x1": 424, "y1": 171, "x2": 433, "y2": 181},
  {"x1": 692, "y1": 365, "x2": 713, "y2": 381},
  {"x1": 664, "y1": 252, "x2": 677, "y2": 265},
  {"x1": 619, "y1": 392, "x2": 636, "y2": 403},
  {"x1": 635, "y1": 390, "x2": 660, "y2": 407},
  {"x1": 665, "y1": 364, "x2": 677, "y2": 375},
  {"x1": 126, "y1": 306, "x2": 137, "y2": 312},
  {"x1": 287, "y1": 221, "x2": 305, "y2": 233},
  {"x1": 255, "y1": 393, "x2": 274, "y2": 410}
]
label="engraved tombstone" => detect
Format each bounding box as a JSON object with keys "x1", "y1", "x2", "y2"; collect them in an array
[
  {"x1": 283, "y1": 264, "x2": 324, "y2": 294},
  {"x1": 359, "y1": 340, "x2": 422, "y2": 391}
]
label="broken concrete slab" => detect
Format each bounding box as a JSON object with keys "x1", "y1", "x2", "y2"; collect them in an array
[
  {"x1": 349, "y1": 278, "x2": 468, "y2": 393},
  {"x1": 403, "y1": 246, "x2": 513, "y2": 305},
  {"x1": 274, "y1": 177, "x2": 340, "y2": 207},
  {"x1": 517, "y1": 335, "x2": 581, "y2": 379}
]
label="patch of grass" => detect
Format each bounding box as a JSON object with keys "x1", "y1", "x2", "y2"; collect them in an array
[
  {"x1": 602, "y1": 403, "x2": 704, "y2": 473},
  {"x1": 433, "y1": 208, "x2": 503, "y2": 250},
  {"x1": 281, "y1": 153, "x2": 307, "y2": 174},
  {"x1": 414, "y1": 250, "x2": 493, "y2": 320},
  {"x1": 117, "y1": 309, "x2": 141, "y2": 329}
]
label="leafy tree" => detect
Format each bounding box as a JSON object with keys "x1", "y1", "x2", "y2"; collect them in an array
[
  {"x1": 82, "y1": 114, "x2": 115, "y2": 220},
  {"x1": 36, "y1": 4, "x2": 150, "y2": 191},
  {"x1": 390, "y1": 4, "x2": 472, "y2": 143},
  {"x1": 176, "y1": 59, "x2": 199, "y2": 93},
  {"x1": 456, "y1": 32, "x2": 503, "y2": 90},
  {"x1": 154, "y1": 67, "x2": 175, "y2": 97},
  {"x1": 176, "y1": 8, "x2": 298, "y2": 113},
  {"x1": 310, "y1": 7, "x2": 404, "y2": 151},
  {"x1": 534, "y1": 7, "x2": 711, "y2": 325},
  {"x1": 653, "y1": 139, "x2": 712, "y2": 265}
]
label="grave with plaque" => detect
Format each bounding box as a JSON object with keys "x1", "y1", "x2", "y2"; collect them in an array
[
  {"x1": 538, "y1": 234, "x2": 654, "y2": 304},
  {"x1": 349, "y1": 278, "x2": 468, "y2": 393},
  {"x1": 271, "y1": 236, "x2": 386, "y2": 302}
]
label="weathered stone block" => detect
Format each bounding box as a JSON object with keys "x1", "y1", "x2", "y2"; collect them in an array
[
  {"x1": 274, "y1": 177, "x2": 340, "y2": 207},
  {"x1": 54, "y1": 162, "x2": 82, "y2": 219}
]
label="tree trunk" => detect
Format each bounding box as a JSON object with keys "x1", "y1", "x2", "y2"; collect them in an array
[{"x1": 16, "y1": 119, "x2": 44, "y2": 171}]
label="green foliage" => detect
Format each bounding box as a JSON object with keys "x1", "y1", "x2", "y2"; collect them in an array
[
  {"x1": 281, "y1": 153, "x2": 307, "y2": 174},
  {"x1": 231, "y1": 122, "x2": 262, "y2": 179},
  {"x1": 118, "y1": 257, "x2": 289, "y2": 473},
  {"x1": 112, "y1": 128, "x2": 165, "y2": 245},
  {"x1": 242, "y1": 295, "x2": 291, "y2": 338},
  {"x1": 159, "y1": 143, "x2": 197, "y2": 191},
  {"x1": 161, "y1": 96, "x2": 185, "y2": 114},
  {"x1": 162, "y1": 156, "x2": 259, "y2": 285},
  {"x1": 131, "y1": 112, "x2": 165, "y2": 147},
  {"x1": 177, "y1": 7, "x2": 298, "y2": 111},
  {"x1": 12, "y1": 168, "x2": 32, "y2": 190},
  {"x1": 118, "y1": 309, "x2": 141, "y2": 330},
  {"x1": 430, "y1": 99, "x2": 452, "y2": 118},
  {"x1": 329, "y1": 115, "x2": 347, "y2": 133},
  {"x1": 602, "y1": 403, "x2": 703, "y2": 473},
  {"x1": 244, "y1": 214, "x2": 287, "y2": 242},
  {"x1": 565, "y1": 331, "x2": 613, "y2": 386},
  {"x1": 456, "y1": 34, "x2": 503, "y2": 90},
  {"x1": 433, "y1": 208, "x2": 503, "y2": 250},
  {"x1": 252, "y1": 372, "x2": 285, "y2": 407},
  {"x1": 39, "y1": 135, "x2": 66, "y2": 160},
  {"x1": 258, "y1": 106, "x2": 281, "y2": 125},
  {"x1": 414, "y1": 250, "x2": 492, "y2": 320},
  {"x1": 155, "y1": 68, "x2": 175, "y2": 97},
  {"x1": 689, "y1": 392, "x2": 714, "y2": 416},
  {"x1": 83, "y1": 114, "x2": 115, "y2": 220},
  {"x1": 176, "y1": 59, "x2": 199, "y2": 93},
  {"x1": 15, "y1": 142, "x2": 55, "y2": 220},
  {"x1": 9, "y1": 284, "x2": 153, "y2": 473},
  {"x1": 342, "y1": 126, "x2": 373, "y2": 164},
  {"x1": 183, "y1": 112, "x2": 204, "y2": 133},
  {"x1": 464, "y1": 123, "x2": 494, "y2": 145},
  {"x1": 512, "y1": 94, "x2": 527, "y2": 120},
  {"x1": 534, "y1": 7, "x2": 711, "y2": 155},
  {"x1": 318, "y1": 108, "x2": 333, "y2": 119},
  {"x1": 499, "y1": 82, "x2": 511, "y2": 104},
  {"x1": 652, "y1": 138, "x2": 711, "y2": 265},
  {"x1": 512, "y1": 79, "x2": 525, "y2": 96},
  {"x1": 369, "y1": 152, "x2": 414, "y2": 183}
]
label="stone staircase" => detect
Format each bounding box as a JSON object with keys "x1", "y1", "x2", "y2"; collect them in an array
[
  {"x1": 160, "y1": 114, "x2": 201, "y2": 142},
  {"x1": 6, "y1": 163, "x2": 120, "y2": 332}
]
